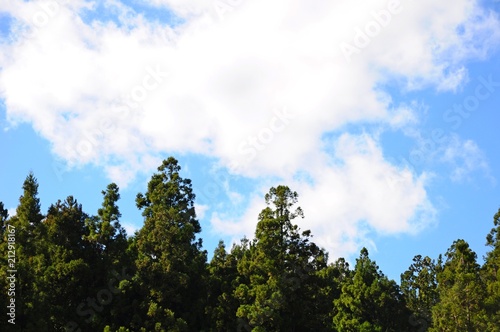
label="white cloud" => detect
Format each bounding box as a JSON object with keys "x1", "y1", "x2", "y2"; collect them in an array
[
  {"x1": 404, "y1": 129, "x2": 494, "y2": 184},
  {"x1": 441, "y1": 135, "x2": 492, "y2": 183},
  {"x1": 7, "y1": 208, "x2": 17, "y2": 219},
  {"x1": 194, "y1": 203, "x2": 209, "y2": 220},
  {"x1": 0, "y1": 0, "x2": 498, "y2": 257},
  {"x1": 210, "y1": 133, "x2": 435, "y2": 258},
  {"x1": 122, "y1": 221, "x2": 139, "y2": 236}
]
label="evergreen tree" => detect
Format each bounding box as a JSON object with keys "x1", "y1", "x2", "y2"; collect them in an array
[
  {"x1": 11, "y1": 172, "x2": 44, "y2": 255},
  {"x1": 316, "y1": 258, "x2": 351, "y2": 331},
  {"x1": 206, "y1": 240, "x2": 244, "y2": 331},
  {"x1": 483, "y1": 207, "x2": 500, "y2": 331},
  {"x1": 0, "y1": 201, "x2": 8, "y2": 236},
  {"x1": 76, "y1": 183, "x2": 132, "y2": 331},
  {"x1": 86, "y1": 183, "x2": 127, "y2": 261},
  {"x1": 401, "y1": 255, "x2": 439, "y2": 331},
  {"x1": 431, "y1": 239, "x2": 487, "y2": 331},
  {"x1": 135, "y1": 157, "x2": 207, "y2": 331},
  {"x1": 0, "y1": 173, "x2": 48, "y2": 331},
  {"x1": 333, "y1": 247, "x2": 410, "y2": 332},
  {"x1": 235, "y1": 185, "x2": 328, "y2": 331},
  {"x1": 43, "y1": 196, "x2": 93, "y2": 330}
]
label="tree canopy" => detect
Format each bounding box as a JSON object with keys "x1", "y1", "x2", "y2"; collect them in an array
[{"x1": 0, "y1": 158, "x2": 499, "y2": 331}]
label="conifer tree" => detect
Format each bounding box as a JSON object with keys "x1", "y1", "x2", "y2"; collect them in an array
[
  {"x1": 206, "y1": 240, "x2": 245, "y2": 331},
  {"x1": 401, "y1": 255, "x2": 439, "y2": 331},
  {"x1": 0, "y1": 201, "x2": 8, "y2": 236},
  {"x1": 316, "y1": 258, "x2": 351, "y2": 331},
  {"x1": 78, "y1": 183, "x2": 133, "y2": 331},
  {"x1": 0, "y1": 173, "x2": 48, "y2": 330},
  {"x1": 135, "y1": 157, "x2": 207, "y2": 331},
  {"x1": 43, "y1": 196, "x2": 93, "y2": 330},
  {"x1": 333, "y1": 247, "x2": 410, "y2": 331},
  {"x1": 483, "y1": 207, "x2": 500, "y2": 331},
  {"x1": 235, "y1": 185, "x2": 327, "y2": 331},
  {"x1": 431, "y1": 239, "x2": 487, "y2": 331}
]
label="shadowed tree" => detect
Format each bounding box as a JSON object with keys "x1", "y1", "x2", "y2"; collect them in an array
[
  {"x1": 316, "y1": 258, "x2": 351, "y2": 331},
  {"x1": 0, "y1": 201, "x2": 8, "y2": 237},
  {"x1": 76, "y1": 183, "x2": 133, "y2": 331},
  {"x1": 206, "y1": 240, "x2": 248, "y2": 331},
  {"x1": 333, "y1": 247, "x2": 411, "y2": 332},
  {"x1": 43, "y1": 196, "x2": 93, "y2": 330}
]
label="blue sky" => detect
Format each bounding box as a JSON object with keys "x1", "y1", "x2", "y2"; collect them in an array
[{"x1": 1, "y1": 0, "x2": 500, "y2": 282}]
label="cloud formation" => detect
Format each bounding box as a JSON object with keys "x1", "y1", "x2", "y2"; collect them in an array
[{"x1": 1, "y1": 0, "x2": 498, "y2": 258}]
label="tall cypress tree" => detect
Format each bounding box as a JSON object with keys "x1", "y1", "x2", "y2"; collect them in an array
[
  {"x1": 483, "y1": 207, "x2": 500, "y2": 331},
  {"x1": 81, "y1": 183, "x2": 132, "y2": 331},
  {"x1": 0, "y1": 173, "x2": 47, "y2": 330},
  {"x1": 431, "y1": 239, "x2": 487, "y2": 331},
  {"x1": 86, "y1": 183, "x2": 127, "y2": 260},
  {"x1": 12, "y1": 172, "x2": 44, "y2": 255},
  {"x1": 135, "y1": 157, "x2": 207, "y2": 331},
  {"x1": 401, "y1": 255, "x2": 439, "y2": 331},
  {"x1": 235, "y1": 185, "x2": 327, "y2": 331},
  {"x1": 43, "y1": 196, "x2": 93, "y2": 330}
]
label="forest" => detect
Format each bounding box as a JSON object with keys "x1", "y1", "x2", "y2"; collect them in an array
[{"x1": 0, "y1": 157, "x2": 499, "y2": 331}]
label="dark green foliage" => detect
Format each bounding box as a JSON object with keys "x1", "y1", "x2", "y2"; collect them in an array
[
  {"x1": 134, "y1": 157, "x2": 207, "y2": 331},
  {"x1": 316, "y1": 258, "x2": 351, "y2": 330},
  {"x1": 235, "y1": 185, "x2": 329, "y2": 331},
  {"x1": 1, "y1": 162, "x2": 500, "y2": 331},
  {"x1": 0, "y1": 201, "x2": 8, "y2": 236},
  {"x1": 401, "y1": 255, "x2": 438, "y2": 331},
  {"x1": 483, "y1": 207, "x2": 500, "y2": 331},
  {"x1": 333, "y1": 247, "x2": 411, "y2": 332},
  {"x1": 205, "y1": 240, "x2": 244, "y2": 331},
  {"x1": 0, "y1": 173, "x2": 48, "y2": 330},
  {"x1": 430, "y1": 239, "x2": 487, "y2": 331}
]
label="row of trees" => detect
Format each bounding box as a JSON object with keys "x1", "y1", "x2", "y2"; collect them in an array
[{"x1": 0, "y1": 157, "x2": 499, "y2": 331}]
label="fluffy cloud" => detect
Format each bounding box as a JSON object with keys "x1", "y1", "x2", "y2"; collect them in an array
[
  {"x1": 211, "y1": 133, "x2": 435, "y2": 258},
  {"x1": 0, "y1": 0, "x2": 498, "y2": 256},
  {"x1": 441, "y1": 135, "x2": 492, "y2": 183}
]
